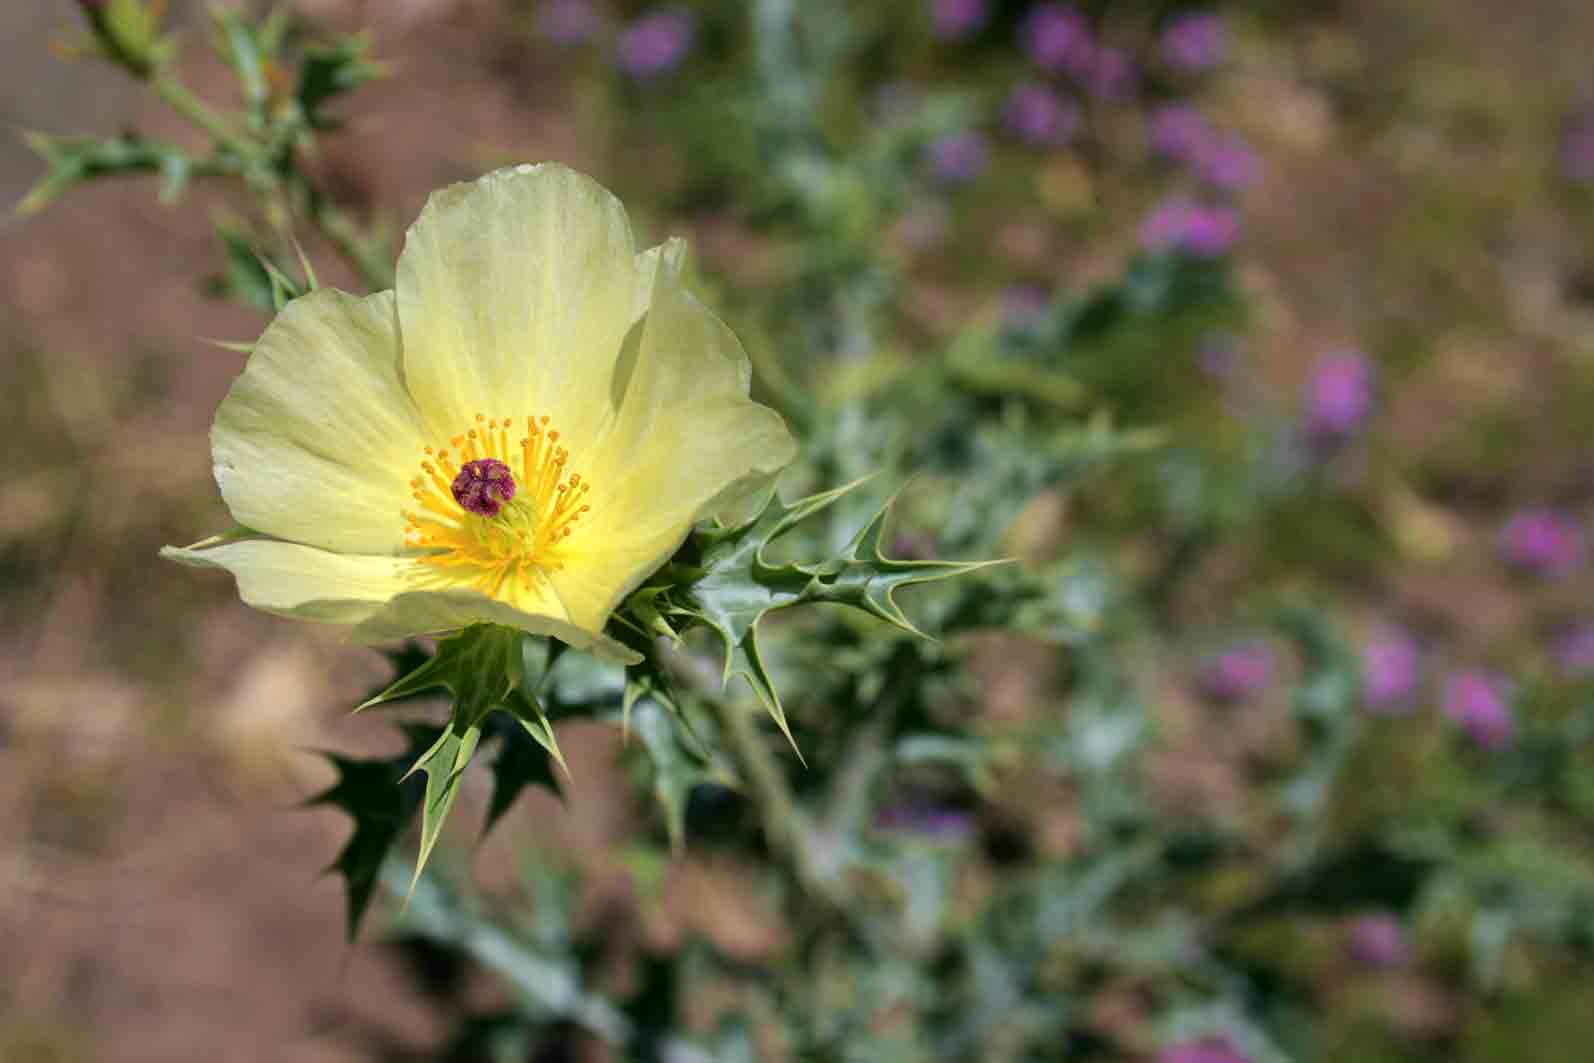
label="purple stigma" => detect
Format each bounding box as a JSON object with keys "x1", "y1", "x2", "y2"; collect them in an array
[{"x1": 451, "y1": 458, "x2": 517, "y2": 517}]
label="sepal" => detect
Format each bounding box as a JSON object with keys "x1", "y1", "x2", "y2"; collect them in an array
[{"x1": 355, "y1": 624, "x2": 566, "y2": 893}]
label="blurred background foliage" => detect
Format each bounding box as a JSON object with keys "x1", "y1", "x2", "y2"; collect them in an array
[{"x1": 6, "y1": 0, "x2": 1594, "y2": 1060}]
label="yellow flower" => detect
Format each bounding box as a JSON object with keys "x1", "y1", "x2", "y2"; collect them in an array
[{"x1": 163, "y1": 164, "x2": 797, "y2": 663}]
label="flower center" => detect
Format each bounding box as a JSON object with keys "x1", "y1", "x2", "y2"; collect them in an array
[
  {"x1": 452, "y1": 458, "x2": 516, "y2": 517},
  {"x1": 403, "y1": 413, "x2": 593, "y2": 598}
]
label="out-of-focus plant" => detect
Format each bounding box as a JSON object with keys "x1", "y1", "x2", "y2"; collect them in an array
[{"x1": 25, "y1": 2, "x2": 1594, "y2": 1060}]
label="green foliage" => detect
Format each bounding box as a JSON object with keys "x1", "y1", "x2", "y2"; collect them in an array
[
  {"x1": 17, "y1": 131, "x2": 202, "y2": 215},
  {"x1": 308, "y1": 720, "x2": 436, "y2": 941},
  {"x1": 294, "y1": 36, "x2": 383, "y2": 131},
  {"x1": 659, "y1": 480, "x2": 1003, "y2": 752},
  {"x1": 358, "y1": 625, "x2": 566, "y2": 892},
  {"x1": 213, "y1": 225, "x2": 309, "y2": 312},
  {"x1": 74, "y1": 0, "x2": 170, "y2": 79},
  {"x1": 33, "y1": 1, "x2": 1594, "y2": 1058}
]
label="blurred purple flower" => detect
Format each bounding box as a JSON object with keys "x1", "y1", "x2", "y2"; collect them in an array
[
  {"x1": 1084, "y1": 45, "x2": 1137, "y2": 101},
  {"x1": 1020, "y1": 4, "x2": 1095, "y2": 76},
  {"x1": 1552, "y1": 624, "x2": 1594, "y2": 677},
  {"x1": 1348, "y1": 912, "x2": 1412, "y2": 969},
  {"x1": 932, "y1": 0, "x2": 988, "y2": 40},
  {"x1": 618, "y1": 9, "x2": 694, "y2": 80},
  {"x1": 1195, "y1": 132, "x2": 1263, "y2": 191},
  {"x1": 1197, "y1": 642, "x2": 1274, "y2": 703},
  {"x1": 1004, "y1": 82, "x2": 1080, "y2": 148},
  {"x1": 1160, "y1": 1037, "x2": 1249, "y2": 1063},
  {"x1": 1563, "y1": 112, "x2": 1594, "y2": 181},
  {"x1": 1363, "y1": 626, "x2": 1421, "y2": 712},
  {"x1": 1161, "y1": 12, "x2": 1228, "y2": 73},
  {"x1": 891, "y1": 530, "x2": 938, "y2": 560},
  {"x1": 1305, "y1": 351, "x2": 1374, "y2": 442},
  {"x1": 1140, "y1": 198, "x2": 1241, "y2": 257},
  {"x1": 540, "y1": 0, "x2": 600, "y2": 45},
  {"x1": 877, "y1": 801, "x2": 975, "y2": 839},
  {"x1": 928, "y1": 129, "x2": 990, "y2": 185},
  {"x1": 1001, "y1": 283, "x2": 1052, "y2": 333},
  {"x1": 1500, "y1": 507, "x2": 1584, "y2": 577},
  {"x1": 1443, "y1": 670, "x2": 1515, "y2": 750},
  {"x1": 1149, "y1": 103, "x2": 1215, "y2": 162}
]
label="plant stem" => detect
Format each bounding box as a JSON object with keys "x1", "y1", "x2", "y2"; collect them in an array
[
  {"x1": 157, "y1": 70, "x2": 392, "y2": 295},
  {"x1": 153, "y1": 74, "x2": 255, "y2": 161},
  {"x1": 707, "y1": 693, "x2": 865, "y2": 934}
]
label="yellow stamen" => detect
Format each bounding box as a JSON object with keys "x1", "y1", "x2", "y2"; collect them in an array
[{"x1": 402, "y1": 414, "x2": 595, "y2": 597}]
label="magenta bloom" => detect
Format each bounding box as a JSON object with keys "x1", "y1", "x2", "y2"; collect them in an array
[
  {"x1": 1140, "y1": 198, "x2": 1241, "y2": 257},
  {"x1": 932, "y1": 0, "x2": 988, "y2": 40},
  {"x1": 1160, "y1": 1038, "x2": 1249, "y2": 1063},
  {"x1": 1197, "y1": 642, "x2": 1274, "y2": 703},
  {"x1": 1020, "y1": 4, "x2": 1095, "y2": 76},
  {"x1": 1196, "y1": 132, "x2": 1263, "y2": 190},
  {"x1": 619, "y1": 9, "x2": 694, "y2": 80},
  {"x1": 1084, "y1": 45, "x2": 1137, "y2": 101},
  {"x1": 539, "y1": 0, "x2": 599, "y2": 45},
  {"x1": 1348, "y1": 913, "x2": 1412, "y2": 969},
  {"x1": 1363, "y1": 626, "x2": 1421, "y2": 712},
  {"x1": 1161, "y1": 12, "x2": 1228, "y2": 73},
  {"x1": 928, "y1": 129, "x2": 990, "y2": 185},
  {"x1": 1553, "y1": 624, "x2": 1594, "y2": 678},
  {"x1": 1443, "y1": 670, "x2": 1516, "y2": 750},
  {"x1": 1149, "y1": 103, "x2": 1216, "y2": 162},
  {"x1": 1305, "y1": 351, "x2": 1374, "y2": 442},
  {"x1": 1003, "y1": 82, "x2": 1079, "y2": 148},
  {"x1": 1500, "y1": 507, "x2": 1584, "y2": 577}
]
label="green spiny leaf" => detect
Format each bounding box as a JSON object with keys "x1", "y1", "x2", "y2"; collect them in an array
[
  {"x1": 672, "y1": 479, "x2": 999, "y2": 758},
  {"x1": 357, "y1": 624, "x2": 539, "y2": 890},
  {"x1": 295, "y1": 35, "x2": 384, "y2": 131},
  {"x1": 629, "y1": 696, "x2": 721, "y2": 853},
  {"x1": 482, "y1": 711, "x2": 562, "y2": 838},
  {"x1": 215, "y1": 224, "x2": 306, "y2": 312},
  {"x1": 211, "y1": 6, "x2": 269, "y2": 127},
  {"x1": 357, "y1": 623, "x2": 525, "y2": 714},
  {"x1": 403, "y1": 712, "x2": 484, "y2": 895},
  {"x1": 307, "y1": 722, "x2": 438, "y2": 941},
  {"x1": 817, "y1": 488, "x2": 1010, "y2": 639},
  {"x1": 501, "y1": 687, "x2": 569, "y2": 778},
  {"x1": 18, "y1": 131, "x2": 201, "y2": 216}
]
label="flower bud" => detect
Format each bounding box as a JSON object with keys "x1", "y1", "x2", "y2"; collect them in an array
[{"x1": 76, "y1": 0, "x2": 167, "y2": 79}]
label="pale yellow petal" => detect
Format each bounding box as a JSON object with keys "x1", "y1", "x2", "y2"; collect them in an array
[
  {"x1": 395, "y1": 163, "x2": 643, "y2": 454},
  {"x1": 583, "y1": 246, "x2": 797, "y2": 542},
  {"x1": 160, "y1": 539, "x2": 414, "y2": 624},
  {"x1": 354, "y1": 588, "x2": 641, "y2": 664},
  {"x1": 548, "y1": 250, "x2": 797, "y2": 631},
  {"x1": 162, "y1": 539, "x2": 640, "y2": 663},
  {"x1": 212, "y1": 289, "x2": 425, "y2": 554}
]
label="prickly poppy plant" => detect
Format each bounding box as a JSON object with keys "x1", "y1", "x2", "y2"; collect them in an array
[
  {"x1": 22, "y1": 2, "x2": 1594, "y2": 1059},
  {"x1": 165, "y1": 164, "x2": 796, "y2": 663}
]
